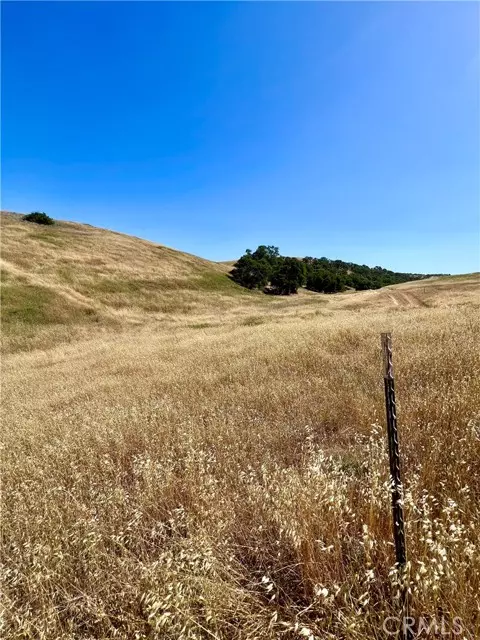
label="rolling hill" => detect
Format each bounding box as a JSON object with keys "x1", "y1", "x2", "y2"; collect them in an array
[
  {"x1": 1, "y1": 211, "x2": 478, "y2": 353},
  {"x1": 0, "y1": 211, "x2": 254, "y2": 350},
  {"x1": 2, "y1": 210, "x2": 479, "y2": 639}
]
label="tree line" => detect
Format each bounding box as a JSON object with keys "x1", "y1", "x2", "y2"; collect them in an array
[{"x1": 231, "y1": 245, "x2": 436, "y2": 295}]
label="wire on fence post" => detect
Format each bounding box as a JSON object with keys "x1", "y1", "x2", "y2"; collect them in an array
[{"x1": 381, "y1": 332, "x2": 411, "y2": 640}]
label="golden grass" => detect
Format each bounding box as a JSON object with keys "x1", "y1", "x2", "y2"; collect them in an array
[
  {"x1": 1, "y1": 214, "x2": 480, "y2": 638},
  {"x1": 1, "y1": 211, "x2": 254, "y2": 352}
]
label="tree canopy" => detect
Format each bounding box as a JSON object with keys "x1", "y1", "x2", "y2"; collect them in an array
[
  {"x1": 23, "y1": 211, "x2": 54, "y2": 225},
  {"x1": 269, "y1": 257, "x2": 306, "y2": 295},
  {"x1": 230, "y1": 253, "x2": 271, "y2": 290},
  {"x1": 231, "y1": 246, "x2": 436, "y2": 295}
]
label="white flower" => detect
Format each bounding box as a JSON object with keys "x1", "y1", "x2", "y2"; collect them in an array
[{"x1": 314, "y1": 585, "x2": 329, "y2": 598}]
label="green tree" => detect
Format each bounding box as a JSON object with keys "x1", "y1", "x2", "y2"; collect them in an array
[
  {"x1": 347, "y1": 274, "x2": 372, "y2": 291},
  {"x1": 23, "y1": 211, "x2": 54, "y2": 225},
  {"x1": 270, "y1": 258, "x2": 306, "y2": 295},
  {"x1": 231, "y1": 253, "x2": 271, "y2": 289},
  {"x1": 307, "y1": 270, "x2": 346, "y2": 293},
  {"x1": 306, "y1": 270, "x2": 327, "y2": 293},
  {"x1": 252, "y1": 245, "x2": 280, "y2": 265},
  {"x1": 232, "y1": 246, "x2": 432, "y2": 294}
]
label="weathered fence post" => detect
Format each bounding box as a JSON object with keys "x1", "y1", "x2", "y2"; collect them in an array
[{"x1": 381, "y1": 333, "x2": 411, "y2": 640}]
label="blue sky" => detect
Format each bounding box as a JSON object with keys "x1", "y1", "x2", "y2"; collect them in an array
[{"x1": 2, "y1": 1, "x2": 479, "y2": 273}]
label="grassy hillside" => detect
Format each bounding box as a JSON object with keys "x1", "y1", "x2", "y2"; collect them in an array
[
  {"x1": 0, "y1": 211, "x2": 254, "y2": 350},
  {"x1": 2, "y1": 212, "x2": 480, "y2": 639},
  {"x1": 2, "y1": 211, "x2": 478, "y2": 353}
]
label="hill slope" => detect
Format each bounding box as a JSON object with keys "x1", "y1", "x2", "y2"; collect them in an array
[
  {"x1": 2, "y1": 213, "x2": 480, "y2": 638},
  {"x1": 2, "y1": 211, "x2": 478, "y2": 353},
  {"x1": 1, "y1": 212, "x2": 253, "y2": 349},
  {"x1": 3, "y1": 241, "x2": 479, "y2": 638}
]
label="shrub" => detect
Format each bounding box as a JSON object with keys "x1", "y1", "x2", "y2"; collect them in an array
[{"x1": 23, "y1": 212, "x2": 54, "y2": 225}]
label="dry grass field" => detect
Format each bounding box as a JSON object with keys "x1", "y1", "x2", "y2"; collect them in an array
[{"x1": 1, "y1": 212, "x2": 480, "y2": 639}]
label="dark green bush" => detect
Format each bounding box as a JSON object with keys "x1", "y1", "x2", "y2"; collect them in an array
[{"x1": 23, "y1": 212, "x2": 54, "y2": 225}]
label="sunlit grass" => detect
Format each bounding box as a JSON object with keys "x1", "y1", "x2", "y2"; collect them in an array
[
  {"x1": 2, "y1": 300, "x2": 479, "y2": 639},
  {"x1": 1, "y1": 211, "x2": 479, "y2": 638}
]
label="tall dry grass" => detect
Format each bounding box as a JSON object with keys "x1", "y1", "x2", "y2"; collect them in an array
[{"x1": 2, "y1": 283, "x2": 479, "y2": 638}]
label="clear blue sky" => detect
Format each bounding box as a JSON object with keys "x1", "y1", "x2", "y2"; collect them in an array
[{"x1": 2, "y1": 1, "x2": 479, "y2": 273}]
